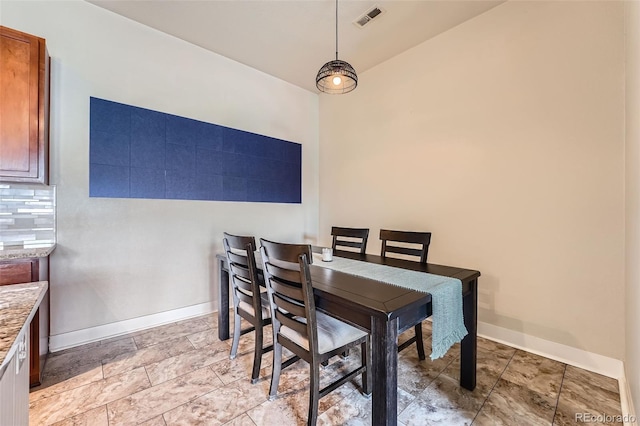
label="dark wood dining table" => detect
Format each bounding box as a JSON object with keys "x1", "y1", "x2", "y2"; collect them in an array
[{"x1": 216, "y1": 249, "x2": 480, "y2": 426}]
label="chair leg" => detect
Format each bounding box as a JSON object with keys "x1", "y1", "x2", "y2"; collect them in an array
[
  {"x1": 230, "y1": 310, "x2": 242, "y2": 360},
  {"x1": 251, "y1": 324, "x2": 264, "y2": 384},
  {"x1": 308, "y1": 358, "x2": 320, "y2": 426},
  {"x1": 361, "y1": 340, "x2": 372, "y2": 396},
  {"x1": 415, "y1": 323, "x2": 426, "y2": 360},
  {"x1": 269, "y1": 341, "x2": 282, "y2": 400}
]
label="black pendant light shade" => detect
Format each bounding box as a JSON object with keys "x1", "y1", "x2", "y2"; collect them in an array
[
  {"x1": 316, "y1": 59, "x2": 357, "y2": 94},
  {"x1": 316, "y1": 0, "x2": 357, "y2": 94}
]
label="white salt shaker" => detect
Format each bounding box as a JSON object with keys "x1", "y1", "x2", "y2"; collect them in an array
[{"x1": 322, "y1": 247, "x2": 333, "y2": 262}]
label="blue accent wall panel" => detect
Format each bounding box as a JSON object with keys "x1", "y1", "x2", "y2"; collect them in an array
[{"x1": 89, "y1": 97, "x2": 302, "y2": 203}]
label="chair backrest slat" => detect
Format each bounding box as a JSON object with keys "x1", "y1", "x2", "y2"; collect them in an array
[
  {"x1": 229, "y1": 263, "x2": 253, "y2": 281},
  {"x1": 227, "y1": 250, "x2": 250, "y2": 267},
  {"x1": 383, "y1": 245, "x2": 424, "y2": 258},
  {"x1": 232, "y1": 276, "x2": 253, "y2": 293},
  {"x1": 379, "y1": 229, "x2": 431, "y2": 264},
  {"x1": 269, "y1": 278, "x2": 304, "y2": 301},
  {"x1": 276, "y1": 311, "x2": 309, "y2": 337},
  {"x1": 331, "y1": 226, "x2": 369, "y2": 254},
  {"x1": 273, "y1": 293, "x2": 307, "y2": 318},
  {"x1": 265, "y1": 263, "x2": 303, "y2": 284},
  {"x1": 335, "y1": 240, "x2": 364, "y2": 249},
  {"x1": 236, "y1": 290, "x2": 255, "y2": 306}
]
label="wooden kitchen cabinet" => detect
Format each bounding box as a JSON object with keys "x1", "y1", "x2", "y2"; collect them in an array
[
  {"x1": 0, "y1": 259, "x2": 38, "y2": 286},
  {"x1": 0, "y1": 26, "x2": 49, "y2": 184},
  {"x1": 0, "y1": 259, "x2": 46, "y2": 387}
]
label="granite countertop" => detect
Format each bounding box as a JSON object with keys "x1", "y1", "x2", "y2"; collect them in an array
[
  {"x1": 0, "y1": 281, "x2": 48, "y2": 378},
  {"x1": 0, "y1": 243, "x2": 56, "y2": 261}
]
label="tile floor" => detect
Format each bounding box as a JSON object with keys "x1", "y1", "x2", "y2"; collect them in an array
[{"x1": 29, "y1": 313, "x2": 624, "y2": 425}]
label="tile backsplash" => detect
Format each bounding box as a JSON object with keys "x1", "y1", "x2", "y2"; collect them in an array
[{"x1": 0, "y1": 183, "x2": 56, "y2": 249}]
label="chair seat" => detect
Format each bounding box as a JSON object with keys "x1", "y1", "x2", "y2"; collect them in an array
[
  {"x1": 280, "y1": 311, "x2": 367, "y2": 355},
  {"x1": 238, "y1": 292, "x2": 271, "y2": 319}
]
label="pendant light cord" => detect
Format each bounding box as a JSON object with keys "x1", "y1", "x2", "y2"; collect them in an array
[{"x1": 335, "y1": 0, "x2": 339, "y2": 60}]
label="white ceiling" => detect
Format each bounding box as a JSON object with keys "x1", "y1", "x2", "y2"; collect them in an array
[{"x1": 89, "y1": 0, "x2": 503, "y2": 93}]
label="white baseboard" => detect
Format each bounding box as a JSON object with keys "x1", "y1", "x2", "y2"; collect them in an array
[
  {"x1": 619, "y1": 371, "x2": 638, "y2": 426},
  {"x1": 477, "y1": 321, "x2": 624, "y2": 380},
  {"x1": 49, "y1": 301, "x2": 216, "y2": 352}
]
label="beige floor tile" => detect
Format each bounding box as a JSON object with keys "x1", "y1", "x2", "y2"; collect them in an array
[
  {"x1": 139, "y1": 415, "x2": 168, "y2": 426},
  {"x1": 50, "y1": 405, "x2": 108, "y2": 426},
  {"x1": 552, "y1": 366, "x2": 623, "y2": 425},
  {"x1": 30, "y1": 361, "x2": 104, "y2": 403},
  {"x1": 248, "y1": 374, "x2": 359, "y2": 426},
  {"x1": 222, "y1": 413, "x2": 257, "y2": 426},
  {"x1": 107, "y1": 367, "x2": 222, "y2": 426},
  {"x1": 246, "y1": 380, "x2": 320, "y2": 426},
  {"x1": 230, "y1": 328, "x2": 275, "y2": 358},
  {"x1": 564, "y1": 365, "x2": 620, "y2": 395},
  {"x1": 47, "y1": 334, "x2": 135, "y2": 358},
  {"x1": 499, "y1": 350, "x2": 565, "y2": 399},
  {"x1": 398, "y1": 374, "x2": 486, "y2": 426},
  {"x1": 107, "y1": 366, "x2": 223, "y2": 425},
  {"x1": 162, "y1": 377, "x2": 271, "y2": 425},
  {"x1": 29, "y1": 367, "x2": 150, "y2": 425},
  {"x1": 211, "y1": 351, "x2": 273, "y2": 385},
  {"x1": 553, "y1": 400, "x2": 623, "y2": 426},
  {"x1": 268, "y1": 358, "x2": 320, "y2": 395},
  {"x1": 145, "y1": 339, "x2": 233, "y2": 385},
  {"x1": 199, "y1": 313, "x2": 219, "y2": 330},
  {"x1": 397, "y1": 343, "x2": 457, "y2": 396},
  {"x1": 45, "y1": 338, "x2": 137, "y2": 373},
  {"x1": 473, "y1": 378, "x2": 556, "y2": 426},
  {"x1": 559, "y1": 372, "x2": 622, "y2": 416},
  {"x1": 187, "y1": 328, "x2": 230, "y2": 349},
  {"x1": 442, "y1": 337, "x2": 514, "y2": 398},
  {"x1": 102, "y1": 336, "x2": 195, "y2": 378},
  {"x1": 318, "y1": 386, "x2": 414, "y2": 425},
  {"x1": 134, "y1": 317, "x2": 211, "y2": 348}
]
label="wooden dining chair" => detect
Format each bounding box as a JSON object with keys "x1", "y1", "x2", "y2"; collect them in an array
[
  {"x1": 223, "y1": 233, "x2": 273, "y2": 384},
  {"x1": 260, "y1": 239, "x2": 371, "y2": 426},
  {"x1": 331, "y1": 226, "x2": 369, "y2": 254},
  {"x1": 379, "y1": 229, "x2": 432, "y2": 360}
]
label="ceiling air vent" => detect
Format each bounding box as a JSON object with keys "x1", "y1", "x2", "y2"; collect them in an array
[{"x1": 353, "y1": 5, "x2": 385, "y2": 28}]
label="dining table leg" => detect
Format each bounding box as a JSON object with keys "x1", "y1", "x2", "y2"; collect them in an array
[
  {"x1": 217, "y1": 257, "x2": 230, "y2": 341},
  {"x1": 460, "y1": 277, "x2": 478, "y2": 390},
  {"x1": 371, "y1": 315, "x2": 398, "y2": 426}
]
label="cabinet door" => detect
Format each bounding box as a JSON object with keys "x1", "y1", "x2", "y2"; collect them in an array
[
  {"x1": 0, "y1": 354, "x2": 16, "y2": 426},
  {"x1": 0, "y1": 26, "x2": 49, "y2": 183}
]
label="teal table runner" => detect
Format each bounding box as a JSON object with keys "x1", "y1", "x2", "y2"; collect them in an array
[{"x1": 312, "y1": 253, "x2": 467, "y2": 360}]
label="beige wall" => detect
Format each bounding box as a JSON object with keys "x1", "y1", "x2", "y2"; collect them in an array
[
  {"x1": 319, "y1": 1, "x2": 625, "y2": 359},
  {"x1": 625, "y1": 0, "x2": 640, "y2": 415},
  {"x1": 1, "y1": 1, "x2": 319, "y2": 340}
]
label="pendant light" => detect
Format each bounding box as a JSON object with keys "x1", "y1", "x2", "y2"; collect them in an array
[{"x1": 315, "y1": 0, "x2": 357, "y2": 94}]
